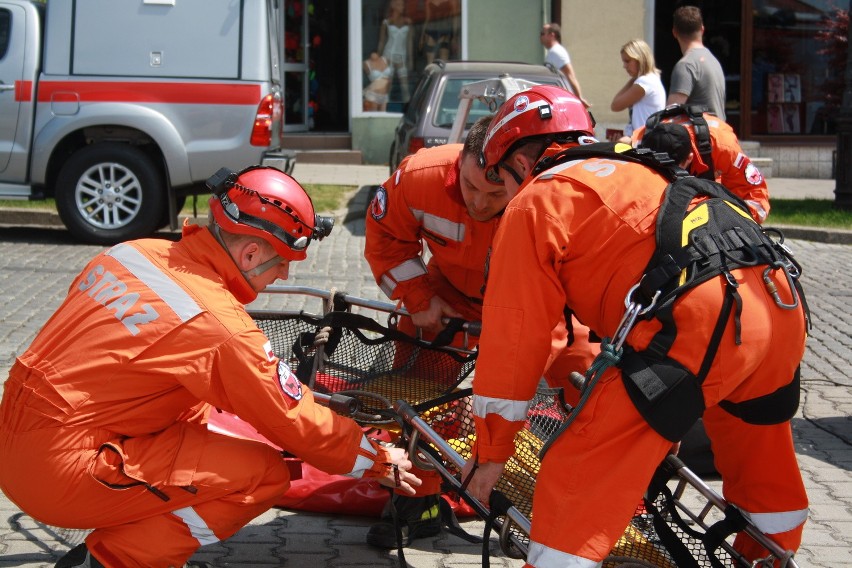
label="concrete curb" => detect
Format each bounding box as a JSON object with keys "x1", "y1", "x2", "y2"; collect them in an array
[{"x1": 2, "y1": 205, "x2": 851, "y2": 245}]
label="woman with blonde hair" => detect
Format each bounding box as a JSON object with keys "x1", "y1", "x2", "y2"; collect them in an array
[{"x1": 610, "y1": 39, "x2": 666, "y2": 144}]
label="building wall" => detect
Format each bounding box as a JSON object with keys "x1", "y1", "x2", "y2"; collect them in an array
[{"x1": 559, "y1": 0, "x2": 653, "y2": 138}]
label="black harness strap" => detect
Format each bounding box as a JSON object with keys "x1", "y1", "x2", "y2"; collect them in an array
[{"x1": 645, "y1": 104, "x2": 715, "y2": 180}]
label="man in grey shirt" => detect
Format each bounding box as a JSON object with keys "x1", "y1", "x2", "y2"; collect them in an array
[{"x1": 667, "y1": 5, "x2": 726, "y2": 120}]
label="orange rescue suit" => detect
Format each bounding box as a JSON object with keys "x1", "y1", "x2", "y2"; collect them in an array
[
  {"x1": 472, "y1": 156, "x2": 808, "y2": 567},
  {"x1": 364, "y1": 145, "x2": 597, "y2": 496},
  {"x1": 365, "y1": 145, "x2": 597, "y2": 387},
  {"x1": 0, "y1": 224, "x2": 392, "y2": 568},
  {"x1": 633, "y1": 112, "x2": 771, "y2": 222}
]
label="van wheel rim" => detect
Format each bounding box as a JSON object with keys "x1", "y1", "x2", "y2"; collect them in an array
[{"x1": 75, "y1": 162, "x2": 143, "y2": 229}]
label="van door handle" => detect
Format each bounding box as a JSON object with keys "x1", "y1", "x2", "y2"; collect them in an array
[{"x1": 0, "y1": 84, "x2": 16, "y2": 92}]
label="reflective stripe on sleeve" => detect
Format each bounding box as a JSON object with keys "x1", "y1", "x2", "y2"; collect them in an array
[
  {"x1": 388, "y1": 257, "x2": 428, "y2": 282},
  {"x1": 379, "y1": 275, "x2": 396, "y2": 298},
  {"x1": 527, "y1": 541, "x2": 601, "y2": 567},
  {"x1": 473, "y1": 395, "x2": 530, "y2": 422},
  {"x1": 107, "y1": 243, "x2": 202, "y2": 322},
  {"x1": 743, "y1": 507, "x2": 808, "y2": 535},
  {"x1": 172, "y1": 506, "x2": 219, "y2": 546},
  {"x1": 410, "y1": 209, "x2": 466, "y2": 242},
  {"x1": 347, "y1": 435, "x2": 378, "y2": 479}
]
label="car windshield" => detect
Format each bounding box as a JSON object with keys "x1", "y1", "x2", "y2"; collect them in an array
[{"x1": 433, "y1": 76, "x2": 561, "y2": 128}]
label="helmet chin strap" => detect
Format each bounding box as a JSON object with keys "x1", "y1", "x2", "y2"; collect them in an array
[
  {"x1": 211, "y1": 223, "x2": 283, "y2": 280},
  {"x1": 243, "y1": 254, "x2": 283, "y2": 279},
  {"x1": 499, "y1": 161, "x2": 525, "y2": 185}
]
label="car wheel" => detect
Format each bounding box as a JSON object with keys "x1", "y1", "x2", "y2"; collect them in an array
[{"x1": 56, "y1": 144, "x2": 165, "y2": 245}]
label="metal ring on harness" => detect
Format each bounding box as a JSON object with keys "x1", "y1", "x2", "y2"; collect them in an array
[
  {"x1": 624, "y1": 282, "x2": 661, "y2": 314},
  {"x1": 762, "y1": 266, "x2": 800, "y2": 310}
]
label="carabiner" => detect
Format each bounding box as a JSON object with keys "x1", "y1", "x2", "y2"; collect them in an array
[{"x1": 762, "y1": 267, "x2": 799, "y2": 310}]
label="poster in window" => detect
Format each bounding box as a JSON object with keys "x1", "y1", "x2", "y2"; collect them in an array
[
  {"x1": 783, "y1": 104, "x2": 800, "y2": 134},
  {"x1": 767, "y1": 73, "x2": 784, "y2": 104},
  {"x1": 783, "y1": 74, "x2": 801, "y2": 103},
  {"x1": 767, "y1": 104, "x2": 784, "y2": 133}
]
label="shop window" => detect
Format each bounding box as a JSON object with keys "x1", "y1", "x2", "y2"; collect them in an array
[
  {"x1": 361, "y1": 0, "x2": 461, "y2": 113},
  {"x1": 751, "y1": 1, "x2": 844, "y2": 136}
]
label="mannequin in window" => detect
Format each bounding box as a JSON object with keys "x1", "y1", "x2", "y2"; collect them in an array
[
  {"x1": 363, "y1": 52, "x2": 392, "y2": 112},
  {"x1": 377, "y1": 0, "x2": 413, "y2": 104},
  {"x1": 421, "y1": 0, "x2": 460, "y2": 65}
]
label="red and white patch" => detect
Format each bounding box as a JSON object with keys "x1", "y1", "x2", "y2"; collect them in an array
[
  {"x1": 276, "y1": 360, "x2": 303, "y2": 401},
  {"x1": 744, "y1": 162, "x2": 764, "y2": 185},
  {"x1": 370, "y1": 186, "x2": 388, "y2": 221},
  {"x1": 262, "y1": 340, "x2": 275, "y2": 362},
  {"x1": 514, "y1": 95, "x2": 530, "y2": 113}
]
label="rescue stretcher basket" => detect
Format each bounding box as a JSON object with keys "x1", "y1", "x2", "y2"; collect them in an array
[
  {"x1": 249, "y1": 285, "x2": 479, "y2": 424},
  {"x1": 395, "y1": 387, "x2": 802, "y2": 568},
  {"x1": 249, "y1": 286, "x2": 799, "y2": 567}
]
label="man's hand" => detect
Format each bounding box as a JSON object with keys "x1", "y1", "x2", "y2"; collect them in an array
[
  {"x1": 376, "y1": 447, "x2": 422, "y2": 496},
  {"x1": 410, "y1": 296, "x2": 462, "y2": 335},
  {"x1": 461, "y1": 459, "x2": 506, "y2": 507}
]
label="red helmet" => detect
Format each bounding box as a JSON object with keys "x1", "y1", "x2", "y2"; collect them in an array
[
  {"x1": 207, "y1": 166, "x2": 333, "y2": 261},
  {"x1": 481, "y1": 85, "x2": 595, "y2": 176}
]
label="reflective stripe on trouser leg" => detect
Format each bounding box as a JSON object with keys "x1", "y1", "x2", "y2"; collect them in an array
[
  {"x1": 527, "y1": 541, "x2": 602, "y2": 567},
  {"x1": 527, "y1": 370, "x2": 673, "y2": 563},
  {"x1": 698, "y1": 267, "x2": 808, "y2": 560},
  {"x1": 173, "y1": 506, "x2": 218, "y2": 546},
  {"x1": 87, "y1": 427, "x2": 292, "y2": 567}
]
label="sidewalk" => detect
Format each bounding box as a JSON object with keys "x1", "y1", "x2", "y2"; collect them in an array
[
  {"x1": 0, "y1": 167, "x2": 851, "y2": 567},
  {"x1": 5, "y1": 169, "x2": 850, "y2": 245}
]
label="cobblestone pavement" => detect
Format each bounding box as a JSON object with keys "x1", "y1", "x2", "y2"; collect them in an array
[{"x1": 0, "y1": 189, "x2": 850, "y2": 567}]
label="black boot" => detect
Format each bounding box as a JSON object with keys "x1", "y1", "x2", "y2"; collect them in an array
[
  {"x1": 366, "y1": 493, "x2": 442, "y2": 548},
  {"x1": 55, "y1": 543, "x2": 104, "y2": 568}
]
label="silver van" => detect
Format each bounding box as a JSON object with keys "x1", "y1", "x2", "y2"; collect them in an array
[{"x1": 0, "y1": 0, "x2": 294, "y2": 244}]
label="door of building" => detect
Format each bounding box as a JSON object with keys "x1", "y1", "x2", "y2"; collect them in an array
[{"x1": 283, "y1": 0, "x2": 349, "y2": 132}]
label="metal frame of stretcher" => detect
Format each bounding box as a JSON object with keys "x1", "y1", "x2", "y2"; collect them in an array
[
  {"x1": 251, "y1": 286, "x2": 800, "y2": 568},
  {"x1": 395, "y1": 394, "x2": 802, "y2": 568}
]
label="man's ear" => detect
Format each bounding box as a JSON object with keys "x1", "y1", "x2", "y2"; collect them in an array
[
  {"x1": 511, "y1": 151, "x2": 535, "y2": 179},
  {"x1": 233, "y1": 241, "x2": 263, "y2": 272}
]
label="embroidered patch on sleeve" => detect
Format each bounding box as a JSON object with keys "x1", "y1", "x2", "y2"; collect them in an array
[
  {"x1": 370, "y1": 186, "x2": 388, "y2": 221},
  {"x1": 276, "y1": 360, "x2": 303, "y2": 401},
  {"x1": 745, "y1": 162, "x2": 764, "y2": 185}
]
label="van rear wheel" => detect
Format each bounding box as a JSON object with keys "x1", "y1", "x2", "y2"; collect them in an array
[{"x1": 56, "y1": 144, "x2": 165, "y2": 245}]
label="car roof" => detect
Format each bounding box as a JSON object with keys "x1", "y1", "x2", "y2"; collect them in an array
[{"x1": 428, "y1": 60, "x2": 560, "y2": 77}]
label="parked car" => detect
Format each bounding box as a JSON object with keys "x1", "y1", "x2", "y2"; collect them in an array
[
  {"x1": 388, "y1": 60, "x2": 571, "y2": 173},
  {"x1": 0, "y1": 0, "x2": 293, "y2": 245}
]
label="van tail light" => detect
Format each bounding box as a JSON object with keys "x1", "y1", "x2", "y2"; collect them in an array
[
  {"x1": 251, "y1": 94, "x2": 282, "y2": 147},
  {"x1": 407, "y1": 137, "x2": 425, "y2": 155}
]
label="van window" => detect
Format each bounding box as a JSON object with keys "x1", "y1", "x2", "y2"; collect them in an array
[{"x1": 0, "y1": 9, "x2": 10, "y2": 60}]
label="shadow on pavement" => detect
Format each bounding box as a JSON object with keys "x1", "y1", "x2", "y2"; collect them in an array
[
  {"x1": 342, "y1": 184, "x2": 379, "y2": 236},
  {"x1": 793, "y1": 415, "x2": 852, "y2": 471}
]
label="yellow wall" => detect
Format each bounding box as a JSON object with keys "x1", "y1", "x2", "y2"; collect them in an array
[{"x1": 559, "y1": 0, "x2": 653, "y2": 137}]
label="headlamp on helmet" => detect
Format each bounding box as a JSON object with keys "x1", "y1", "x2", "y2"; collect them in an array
[{"x1": 207, "y1": 166, "x2": 334, "y2": 261}]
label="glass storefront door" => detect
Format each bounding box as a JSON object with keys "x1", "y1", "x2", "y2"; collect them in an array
[{"x1": 283, "y1": 2, "x2": 308, "y2": 131}]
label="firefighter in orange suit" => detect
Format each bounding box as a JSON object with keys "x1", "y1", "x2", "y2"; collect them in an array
[
  {"x1": 363, "y1": 117, "x2": 598, "y2": 548},
  {"x1": 632, "y1": 104, "x2": 771, "y2": 223},
  {"x1": 0, "y1": 166, "x2": 420, "y2": 568},
  {"x1": 463, "y1": 86, "x2": 808, "y2": 567}
]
